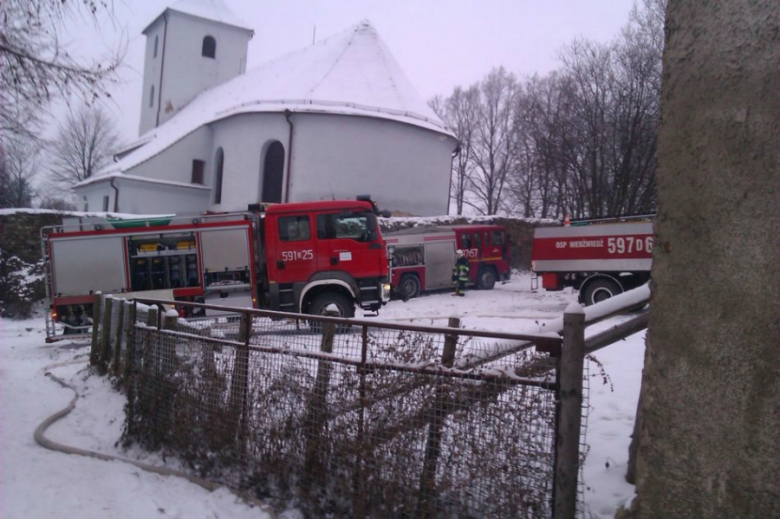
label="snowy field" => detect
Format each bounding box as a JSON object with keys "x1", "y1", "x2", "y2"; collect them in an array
[{"x1": 0, "y1": 272, "x2": 642, "y2": 518}]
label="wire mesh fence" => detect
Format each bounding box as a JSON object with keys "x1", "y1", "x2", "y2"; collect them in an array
[{"x1": 121, "y1": 300, "x2": 566, "y2": 518}]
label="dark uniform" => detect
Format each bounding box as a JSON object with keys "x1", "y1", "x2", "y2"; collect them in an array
[{"x1": 452, "y1": 251, "x2": 470, "y2": 296}]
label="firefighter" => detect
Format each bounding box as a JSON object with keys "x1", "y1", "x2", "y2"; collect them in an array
[{"x1": 452, "y1": 250, "x2": 470, "y2": 296}]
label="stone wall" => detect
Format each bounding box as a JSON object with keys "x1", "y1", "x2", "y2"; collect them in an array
[{"x1": 0, "y1": 211, "x2": 64, "y2": 318}]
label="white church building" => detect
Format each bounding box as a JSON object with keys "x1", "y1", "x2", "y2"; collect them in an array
[{"x1": 74, "y1": 0, "x2": 458, "y2": 216}]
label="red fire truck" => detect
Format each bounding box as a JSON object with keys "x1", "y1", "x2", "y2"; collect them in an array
[
  {"x1": 383, "y1": 224, "x2": 511, "y2": 299},
  {"x1": 531, "y1": 216, "x2": 653, "y2": 305},
  {"x1": 42, "y1": 198, "x2": 391, "y2": 341}
]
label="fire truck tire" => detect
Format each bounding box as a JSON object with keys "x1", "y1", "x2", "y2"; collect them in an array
[
  {"x1": 477, "y1": 268, "x2": 497, "y2": 290},
  {"x1": 398, "y1": 274, "x2": 421, "y2": 300},
  {"x1": 308, "y1": 293, "x2": 354, "y2": 331},
  {"x1": 582, "y1": 278, "x2": 623, "y2": 306}
]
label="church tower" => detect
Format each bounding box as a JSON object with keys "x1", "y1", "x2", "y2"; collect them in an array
[{"x1": 138, "y1": 0, "x2": 253, "y2": 136}]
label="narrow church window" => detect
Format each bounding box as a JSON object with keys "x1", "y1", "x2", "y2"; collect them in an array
[
  {"x1": 154, "y1": 35, "x2": 159, "y2": 58},
  {"x1": 103, "y1": 195, "x2": 110, "y2": 212},
  {"x1": 150, "y1": 85, "x2": 155, "y2": 108},
  {"x1": 261, "y1": 141, "x2": 285, "y2": 203},
  {"x1": 202, "y1": 36, "x2": 216, "y2": 59},
  {"x1": 214, "y1": 148, "x2": 224, "y2": 204},
  {"x1": 191, "y1": 159, "x2": 205, "y2": 184}
]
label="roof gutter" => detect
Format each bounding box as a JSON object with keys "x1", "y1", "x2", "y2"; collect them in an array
[{"x1": 284, "y1": 109, "x2": 294, "y2": 203}]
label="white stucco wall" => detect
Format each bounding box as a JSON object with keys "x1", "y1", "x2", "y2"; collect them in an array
[
  {"x1": 203, "y1": 112, "x2": 455, "y2": 215},
  {"x1": 139, "y1": 11, "x2": 251, "y2": 136},
  {"x1": 76, "y1": 178, "x2": 210, "y2": 215},
  {"x1": 289, "y1": 114, "x2": 456, "y2": 216},
  {"x1": 209, "y1": 113, "x2": 290, "y2": 211},
  {"x1": 139, "y1": 17, "x2": 165, "y2": 136},
  {"x1": 117, "y1": 180, "x2": 210, "y2": 214},
  {"x1": 106, "y1": 112, "x2": 456, "y2": 217},
  {"x1": 128, "y1": 126, "x2": 213, "y2": 185},
  {"x1": 77, "y1": 183, "x2": 115, "y2": 213}
]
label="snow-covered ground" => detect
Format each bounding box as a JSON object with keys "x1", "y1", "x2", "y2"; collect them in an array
[{"x1": 0, "y1": 272, "x2": 643, "y2": 518}]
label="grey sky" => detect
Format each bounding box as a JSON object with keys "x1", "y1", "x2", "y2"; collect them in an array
[{"x1": 60, "y1": 0, "x2": 634, "y2": 142}]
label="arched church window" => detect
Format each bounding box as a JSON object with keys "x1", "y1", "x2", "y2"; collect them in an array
[
  {"x1": 202, "y1": 36, "x2": 216, "y2": 59},
  {"x1": 261, "y1": 141, "x2": 285, "y2": 203},
  {"x1": 150, "y1": 85, "x2": 155, "y2": 108},
  {"x1": 154, "y1": 35, "x2": 159, "y2": 58},
  {"x1": 214, "y1": 147, "x2": 224, "y2": 204}
]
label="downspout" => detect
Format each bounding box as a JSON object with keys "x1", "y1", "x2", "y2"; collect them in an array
[
  {"x1": 284, "y1": 109, "x2": 294, "y2": 203},
  {"x1": 448, "y1": 141, "x2": 461, "y2": 215},
  {"x1": 110, "y1": 177, "x2": 120, "y2": 212},
  {"x1": 155, "y1": 12, "x2": 169, "y2": 128}
]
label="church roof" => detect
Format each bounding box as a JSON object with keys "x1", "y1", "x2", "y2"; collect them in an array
[
  {"x1": 143, "y1": 0, "x2": 253, "y2": 34},
  {"x1": 85, "y1": 21, "x2": 454, "y2": 182}
]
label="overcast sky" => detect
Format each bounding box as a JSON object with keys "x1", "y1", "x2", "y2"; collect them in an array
[{"x1": 58, "y1": 0, "x2": 634, "y2": 142}]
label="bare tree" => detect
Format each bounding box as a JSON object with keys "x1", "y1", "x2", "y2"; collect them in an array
[
  {"x1": 468, "y1": 67, "x2": 519, "y2": 215},
  {"x1": 431, "y1": 87, "x2": 480, "y2": 215},
  {"x1": 1, "y1": 136, "x2": 39, "y2": 208},
  {"x1": 0, "y1": 0, "x2": 123, "y2": 141},
  {"x1": 50, "y1": 104, "x2": 122, "y2": 185}
]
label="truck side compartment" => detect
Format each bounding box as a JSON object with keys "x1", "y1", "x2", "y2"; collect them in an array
[{"x1": 531, "y1": 218, "x2": 654, "y2": 305}]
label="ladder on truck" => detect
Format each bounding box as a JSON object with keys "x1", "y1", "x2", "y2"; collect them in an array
[{"x1": 566, "y1": 213, "x2": 656, "y2": 226}]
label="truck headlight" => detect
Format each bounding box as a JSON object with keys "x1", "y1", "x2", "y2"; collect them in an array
[{"x1": 382, "y1": 283, "x2": 391, "y2": 301}]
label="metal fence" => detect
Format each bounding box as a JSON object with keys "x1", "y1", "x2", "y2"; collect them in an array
[
  {"x1": 118, "y1": 300, "x2": 569, "y2": 519},
  {"x1": 88, "y1": 290, "x2": 654, "y2": 519}
]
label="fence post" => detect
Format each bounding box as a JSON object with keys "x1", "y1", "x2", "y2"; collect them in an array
[
  {"x1": 147, "y1": 306, "x2": 158, "y2": 327},
  {"x1": 418, "y1": 316, "x2": 460, "y2": 518},
  {"x1": 159, "y1": 308, "x2": 177, "y2": 375},
  {"x1": 229, "y1": 312, "x2": 253, "y2": 440},
  {"x1": 123, "y1": 301, "x2": 138, "y2": 436},
  {"x1": 554, "y1": 304, "x2": 586, "y2": 519},
  {"x1": 303, "y1": 311, "x2": 337, "y2": 489},
  {"x1": 145, "y1": 306, "x2": 158, "y2": 372},
  {"x1": 123, "y1": 301, "x2": 137, "y2": 383},
  {"x1": 112, "y1": 299, "x2": 125, "y2": 377},
  {"x1": 98, "y1": 296, "x2": 114, "y2": 373},
  {"x1": 353, "y1": 324, "x2": 370, "y2": 516},
  {"x1": 89, "y1": 293, "x2": 103, "y2": 366}
]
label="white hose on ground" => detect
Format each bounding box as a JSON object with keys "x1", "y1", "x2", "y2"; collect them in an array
[
  {"x1": 35, "y1": 360, "x2": 277, "y2": 518},
  {"x1": 374, "y1": 313, "x2": 560, "y2": 322}
]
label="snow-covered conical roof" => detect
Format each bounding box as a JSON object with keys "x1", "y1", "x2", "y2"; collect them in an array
[
  {"x1": 143, "y1": 0, "x2": 253, "y2": 33},
  {"x1": 89, "y1": 21, "x2": 452, "y2": 181}
]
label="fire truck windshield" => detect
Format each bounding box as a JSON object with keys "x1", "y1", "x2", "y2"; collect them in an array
[{"x1": 321, "y1": 211, "x2": 378, "y2": 242}]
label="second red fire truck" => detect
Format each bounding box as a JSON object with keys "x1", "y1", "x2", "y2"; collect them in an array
[
  {"x1": 531, "y1": 216, "x2": 654, "y2": 305},
  {"x1": 42, "y1": 197, "x2": 391, "y2": 341},
  {"x1": 383, "y1": 224, "x2": 511, "y2": 299}
]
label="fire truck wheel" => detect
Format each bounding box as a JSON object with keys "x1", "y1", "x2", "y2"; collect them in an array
[
  {"x1": 477, "y1": 268, "x2": 497, "y2": 290},
  {"x1": 582, "y1": 278, "x2": 623, "y2": 306},
  {"x1": 399, "y1": 274, "x2": 421, "y2": 300},
  {"x1": 308, "y1": 293, "x2": 354, "y2": 331}
]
